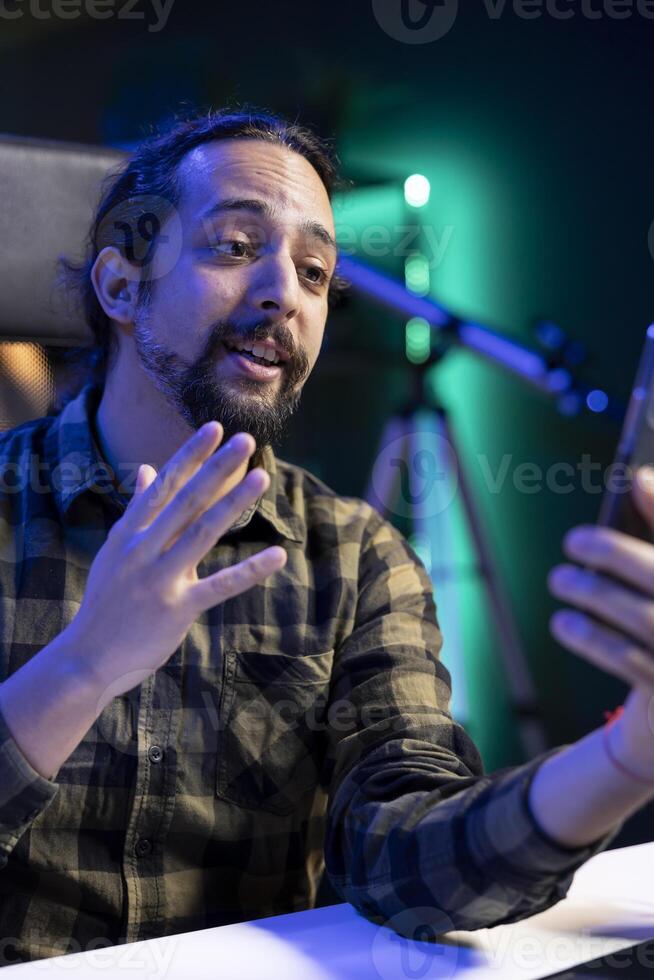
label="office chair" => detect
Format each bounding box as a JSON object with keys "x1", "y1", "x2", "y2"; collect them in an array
[{"x1": 0, "y1": 134, "x2": 125, "y2": 430}]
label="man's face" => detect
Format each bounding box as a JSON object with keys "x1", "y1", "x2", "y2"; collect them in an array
[{"x1": 128, "y1": 138, "x2": 337, "y2": 448}]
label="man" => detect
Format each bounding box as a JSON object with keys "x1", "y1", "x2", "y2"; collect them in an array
[{"x1": 0, "y1": 107, "x2": 653, "y2": 966}]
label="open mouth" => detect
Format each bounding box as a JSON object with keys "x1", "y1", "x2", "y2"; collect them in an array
[
  {"x1": 222, "y1": 341, "x2": 284, "y2": 380},
  {"x1": 223, "y1": 340, "x2": 284, "y2": 368}
]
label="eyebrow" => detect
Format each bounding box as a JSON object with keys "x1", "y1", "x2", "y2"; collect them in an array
[{"x1": 198, "y1": 197, "x2": 338, "y2": 256}]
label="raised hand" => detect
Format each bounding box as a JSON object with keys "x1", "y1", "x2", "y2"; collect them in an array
[{"x1": 66, "y1": 420, "x2": 287, "y2": 705}]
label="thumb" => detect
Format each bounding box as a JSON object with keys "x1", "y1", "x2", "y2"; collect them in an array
[{"x1": 632, "y1": 466, "x2": 654, "y2": 524}]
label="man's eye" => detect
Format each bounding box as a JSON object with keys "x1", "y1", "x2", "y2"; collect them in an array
[
  {"x1": 209, "y1": 240, "x2": 253, "y2": 258},
  {"x1": 304, "y1": 265, "x2": 329, "y2": 286}
]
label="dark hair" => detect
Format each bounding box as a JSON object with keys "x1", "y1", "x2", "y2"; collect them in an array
[{"x1": 58, "y1": 104, "x2": 350, "y2": 392}]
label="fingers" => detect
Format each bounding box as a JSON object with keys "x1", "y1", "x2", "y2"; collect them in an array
[
  {"x1": 158, "y1": 465, "x2": 269, "y2": 569},
  {"x1": 134, "y1": 463, "x2": 158, "y2": 497},
  {"x1": 552, "y1": 508, "x2": 654, "y2": 689},
  {"x1": 549, "y1": 563, "x2": 654, "y2": 652},
  {"x1": 120, "y1": 421, "x2": 225, "y2": 535},
  {"x1": 190, "y1": 544, "x2": 287, "y2": 614},
  {"x1": 563, "y1": 524, "x2": 654, "y2": 599},
  {"x1": 143, "y1": 432, "x2": 257, "y2": 559},
  {"x1": 550, "y1": 609, "x2": 654, "y2": 688}
]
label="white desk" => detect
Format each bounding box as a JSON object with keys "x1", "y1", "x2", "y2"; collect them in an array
[{"x1": 6, "y1": 842, "x2": 654, "y2": 979}]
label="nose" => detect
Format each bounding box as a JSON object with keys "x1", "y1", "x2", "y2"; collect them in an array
[{"x1": 248, "y1": 249, "x2": 300, "y2": 321}]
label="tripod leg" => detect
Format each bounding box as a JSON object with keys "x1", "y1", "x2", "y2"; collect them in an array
[
  {"x1": 364, "y1": 405, "x2": 547, "y2": 758},
  {"x1": 434, "y1": 407, "x2": 548, "y2": 757},
  {"x1": 364, "y1": 415, "x2": 408, "y2": 519},
  {"x1": 365, "y1": 411, "x2": 471, "y2": 727}
]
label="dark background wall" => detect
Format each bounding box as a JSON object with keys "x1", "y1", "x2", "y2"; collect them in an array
[{"x1": 2, "y1": 0, "x2": 654, "y2": 845}]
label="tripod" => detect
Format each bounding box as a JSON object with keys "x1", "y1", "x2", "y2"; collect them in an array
[{"x1": 364, "y1": 354, "x2": 548, "y2": 759}]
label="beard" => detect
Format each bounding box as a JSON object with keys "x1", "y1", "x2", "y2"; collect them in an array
[{"x1": 132, "y1": 309, "x2": 311, "y2": 453}]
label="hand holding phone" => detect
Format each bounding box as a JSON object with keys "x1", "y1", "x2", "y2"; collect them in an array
[{"x1": 597, "y1": 323, "x2": 654, "y2": 543}]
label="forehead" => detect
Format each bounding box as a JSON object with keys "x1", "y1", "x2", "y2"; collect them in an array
[{"x1": 177, "y1": 138, "x2": 335, "y2": 236}]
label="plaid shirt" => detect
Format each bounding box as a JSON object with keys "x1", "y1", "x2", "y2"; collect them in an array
[{"x1": 0, "y1": 381, "x2": 618, "y2": 966}]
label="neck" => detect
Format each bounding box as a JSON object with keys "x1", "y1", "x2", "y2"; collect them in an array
[{"x1": 93, "y1": 365, "x2": 250, "y2": 498}]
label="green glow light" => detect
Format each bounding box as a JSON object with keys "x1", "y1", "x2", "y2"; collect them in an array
[
  {"x1": 405, "y1": 254, "x2": 430, "y2": 296},
  {"x1": 335, "y1": 142, "x2": 526, "y2": 766},
  {"x1": 405, "y1": 317, "x2": 431, "y2": 363},
  {"x1": 408, "y1": 532, "x2": 431, "y2": 570},
  {"x1": 404, "y1": 173, "x2": 431, "y2": 208}
]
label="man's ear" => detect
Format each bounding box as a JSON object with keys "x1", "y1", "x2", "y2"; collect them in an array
[{"x1": 91, "y1": 246, "x2": 140, "y2": 326}]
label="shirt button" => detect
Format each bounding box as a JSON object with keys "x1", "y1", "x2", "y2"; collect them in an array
[
  {"x1": 148, "y1": 745, "x2": 163, "y2": 764},
  {"x1": 134, "y1": 838, "x2": 152, "y2": 858}
]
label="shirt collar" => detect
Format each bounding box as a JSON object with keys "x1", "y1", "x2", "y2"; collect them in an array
[{"x1": 47, "y1": 381, "x2": 304, "y2": 544}]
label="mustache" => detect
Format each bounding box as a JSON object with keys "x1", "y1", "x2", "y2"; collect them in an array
[
  {"x1": 209, "y1": 319, "x2": 295, "y2": 361},
  {"x1": 198, "y1": 318, "x2": 311, "y2": 390}
]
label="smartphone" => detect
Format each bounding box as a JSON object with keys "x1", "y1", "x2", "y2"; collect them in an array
[
  {"x1": 542, "y1": 937, "x2": 654, "y2": 978},
  {"x1": 597, "y1": 323, "x2": 654, "y2": 544}
]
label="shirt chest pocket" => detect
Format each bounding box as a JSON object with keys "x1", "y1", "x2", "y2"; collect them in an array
[{"x1": 215, "y1": 647, "x2": 334, "y2": 816}]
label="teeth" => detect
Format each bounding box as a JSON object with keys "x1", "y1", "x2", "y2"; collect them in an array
[
  {"x1": 252, "y1": 344, "x2": 279, "y2": 362},
  {"x1": 232, "y1": 341, "x2": 280, "y2": 365}
]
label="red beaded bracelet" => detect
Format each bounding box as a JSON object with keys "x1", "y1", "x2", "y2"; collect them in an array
[{"x1": 602, "y1": 705, "x2": 654, "y2": 787}]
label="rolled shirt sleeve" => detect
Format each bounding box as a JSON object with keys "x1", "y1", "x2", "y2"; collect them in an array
[
  {"x1": 0, "y1": 701, "x2": 59, "y2": 868},
  {"x1": 322, "y1": 511, "x2": 621, "y2": 933}
]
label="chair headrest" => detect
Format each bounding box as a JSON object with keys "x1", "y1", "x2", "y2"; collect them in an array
[{"x1": 0, "y1": 134, "x2": 127, "y2": 345}]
